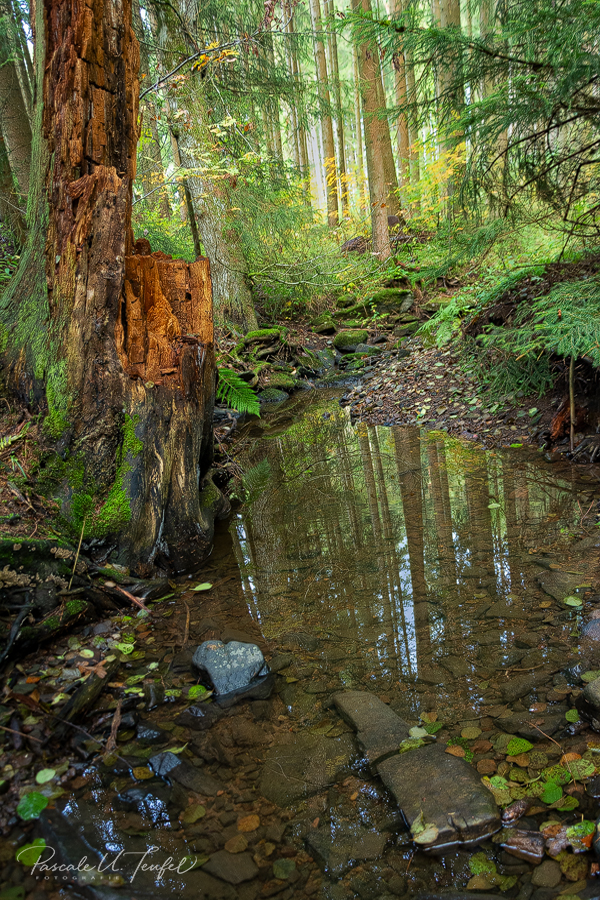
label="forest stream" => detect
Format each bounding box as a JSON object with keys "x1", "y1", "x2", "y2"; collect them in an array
[{"x1": 6, "y1": 391, "x2": 600, "y2": 900}]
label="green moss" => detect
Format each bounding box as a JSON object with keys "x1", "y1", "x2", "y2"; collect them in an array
[
  {"x1": 266, "y1": 372, "x2": 296, "y2": 390},
  {"x1": 87, "y1": 414, "x2": 143, "y2": 537},
  {"x1": 65, "y1": 597, "x2": 86, "y2": 615},
  {"x1": 333, "y1": 329, "x2": 369, "y2": 350},
  {"x1": 0, "y1": 324, "x2": 7, "y2": 353},
  {"x1": 243, "y1": 328, "x2": 281, "y2": 344},
  {"x1": 45, "y1": 360, "x2": 70, "y2": 437}
]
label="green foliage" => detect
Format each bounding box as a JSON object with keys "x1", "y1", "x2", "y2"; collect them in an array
[
  {"x1": 16, "y1": 791, "x2": 49, "y2": 820},
  {"x1": 216, "y1": 368, "x2": 260, "y2": 416},
  {"x1": 506, "y1": 737, "x2": 533, "y2": 756},
  {"x1": 132, "y1": 206, "x2": 197, "y2": 261}
]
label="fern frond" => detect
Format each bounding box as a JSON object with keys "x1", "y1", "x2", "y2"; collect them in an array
[{"x1": 216, "y1": 368, "x2": 260, "y2": 416}]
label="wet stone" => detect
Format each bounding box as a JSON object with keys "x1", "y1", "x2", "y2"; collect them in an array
[
  {"x1": 192, "y1": 640, "x2": 268, "y2": 696},
  {"x1": 500, "y1": 671, "x2": 553, "y2": 702},
  {"x1": 576, "y1": 677, "x2": 600, "y2": 730},
  {"x1": 500, "y1": 829, "x2": 545, "y2": 863},
  {"x1": 378, "y1": 743, "x2": 500, "y2": 849},
  {"x1": 497, "y1": 711, "x2": 564, "y2": 739},
  {"x1": 333, "y1": 690, "x2": 410, "y2": 765},
  {"x1": 530, "y1": 860, "x2": 561, "y2": 888},
  {"x1": 149, "y1": 751, "x2": 222, "y2": 796},
  {"x1": 176, "y1": 703, "x2": 223, "y2": 731},
  {"x1": 259, "y1": 732, "x2": 356, "y2": 807},
  {"x1": 334, "y1": 690, "x2": 499, "y2": 849},
  {"x1": 440, "y1": 656, "x2": 471, "y2": 678},
  {"x1": 203, "y1": 850, "x2": 259, "y2": 884},
  {"x1": 269, "y1": 653, "x2": 294, "y2": 672},
  {"x1": 537, "y1": 570, "x2": 583, "y2": 602},
  {"x1": 307, "y1": 823, "x2": 388, "y2": 877}
]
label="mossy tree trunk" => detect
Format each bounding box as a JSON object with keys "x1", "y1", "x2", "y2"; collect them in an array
[{"x1": 0, "y1": 0, "x2": 220, "y2": 574}]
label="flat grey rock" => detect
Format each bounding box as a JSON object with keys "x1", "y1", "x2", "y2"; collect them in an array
[
  {"x1": 307, "y1": 824, "x2": 388, "y2": 876},
  {"x1": 333, "y1": 690, "x2": 499, "y2": 850},
  {"x1": 259, "y1": 732, "x2": 356, "y2": 807},
  {"x1": 149, "y1": 751, "x2": 222, "y2": 796},
  {"x1": 377, "y1": 743, "x2": 500, "y2": 850},
  {"x1": 496, "y1": 711, "x2": 564, "y2": 739},
  {"x1": 537, "y1": 570, "x2": 583, "y2": 601},
  {"x1": 203, "y1": 850, "x2": 259, "y2": 884},
  {"x1": 333, "y1": 690, "x2": 410, "y2": 764},
  {"x1": 500, "y1": 670, "x2": 553, "y2": 702},
  {"x1": 192, "y1": 640, "x2": 268, "y2": 696},
  {"x1": 439, "y1": 655, "x2": 471, "y2": 678}
]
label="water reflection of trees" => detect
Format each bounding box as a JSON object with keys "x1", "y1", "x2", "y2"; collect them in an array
[{"x1": 232, "y1": 408, "x2": 583, "y2": 692}]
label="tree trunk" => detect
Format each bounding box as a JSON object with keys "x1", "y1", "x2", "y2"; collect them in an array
[
  {"x1": 352, "y1": 0, "x2": 392, "y2": 259},
  {"x1": 0, "y1": 0, "x2": 222, "y2": 574},
  {"x1": 0, "y1": 21, "x2": 32, "y2": 206},
  {"x1": 309, "y1": 0, "x2": 339, "y2": 227},
  {"x1": 352, "y1": 44, "x2": 367, "y2": 214},
  {"x1": 325, "y1": 0, "x2": 349, "y2": 218},
  {"x1": 372, "y1": 43, "x2": 401, "y2": 218},
  {"x1": 392, "y1": 0, "x2": 410, "y2": 195}
]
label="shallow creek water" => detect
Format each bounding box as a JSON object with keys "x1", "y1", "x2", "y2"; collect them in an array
[{"x1": 22, "y1": 392, "x2": 600, "y2": 900}]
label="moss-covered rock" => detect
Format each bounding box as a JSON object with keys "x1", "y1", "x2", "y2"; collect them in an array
[
  {"x1": 333, "y1": 330, "x2": 369, "y2": 352},
  {"x1": 265, "y1": 372, "x2": 296, "y2": 390},
  {"x1": 243, "y1": 328, "x2": 282, "y2": 344},
  {"x1": 313, "y1": 320, "x2": 336, "y2": 335},
  {"x1": 334, "y1": 288, "x2": 413, "y2": 320},
  {"x1": 393, "y1": 321, "x2": 420, "y2": 337},
  {"x1": 354, "y1": 343, "x2": 383, "y2": 355},
  {"x1": 258, "y1": 388, "x2": 289, "y2": 403}
]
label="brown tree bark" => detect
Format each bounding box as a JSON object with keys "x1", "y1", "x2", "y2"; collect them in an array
[
  {"x1": 392, "y1": 0, "x2": 410, "y2": 195},
  {"x1": 0, "y1": 20, "x2": 32, "y2": 207},
  {"x1": 309, "y1": 0, "x2": 339, "y2": 226},
  {"x1": 352, "y1": 0, "x2": 392, "y2": 258},
  {"x1": 0, "y1": 0, "x2": 222, "y2": 574}
]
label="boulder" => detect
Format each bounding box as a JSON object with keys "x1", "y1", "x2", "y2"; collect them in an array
[
  {"x1": 333, "y1": 690, "x2": 500, "y2": 850},
  {"x1": 257, "y1": 388, "x2": 288, "y2": 403},
  {"x1": 576, "y1": 676, "x2": 600, "y2": 730},
  {"x1": 192, "y1": 639, "x2": 269, "y2": 696},
  {"x1": 333, "y1": 329, "x2": 369, "y2": 352},
  {"x1": 242, "y1": 328, "x2": 282, "y2": 345},
  {"x1": 354, "y1": 343, "x2": 383, "y2": 356}
]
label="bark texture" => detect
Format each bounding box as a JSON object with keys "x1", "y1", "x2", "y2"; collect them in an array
[
  {"x1": 1, "y1": 0, "x2": 221, "y2": 573},
  {"x1": 352, "y1": 0, "x2": 392, "y2": 258}
]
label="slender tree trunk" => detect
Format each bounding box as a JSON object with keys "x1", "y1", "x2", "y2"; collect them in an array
[
  {"x1": 352, "y1": 44, "x2": 367, "y2": 214},
  {"x1": 325, "y1": 0, "x2": 349, "y2": 218},
  {"x1": 352, "y1": 0, "x2": 392, "y2": 258},
  {"x1": 392, "y1": 0, "x2": 410, "y2": 196},
  {"x1": 309, "y1": 0, "x2": 339, "y2": 226},
  {"x1": 0, "y1": 0, "x2": 221, "y2": 574},
  {"x1": 440, "y1": 0, "x2": 463, "y2": 206},
  {"x1": 372, "y1": 45, "x2": 401, "y2": 217},
  {"x1": 0, "y1": 23, "x2": 32, "y2": 206}
]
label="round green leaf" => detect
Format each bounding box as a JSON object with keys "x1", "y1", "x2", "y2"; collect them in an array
[
  {"x1": 565, "y1": 709, "x2": 580, "y2": 723},
  {"x1": 563, "y1": 596, "x2": 582, "y2": 607},
  {"x1": 541, "y1": 781, "x2": 563, "y2": 804},
  {"x1": 16, "y1": 791, "x2": 49, "y2": 820},
  {"x1": 35, "y1": 769, "x2": 56, "y2": 785},
  {"x1": 188, "y1": 685, "x2": 208, "y2": 700},
  {"x1": 15, "y1": 839, "x2": 46, "y2": 867},
  {"x1": 192, "y1": 582, "x2": 213, "y2": 592},
  {"x1": 79, "y1": 649, "x2": 95, "y2": 659}
]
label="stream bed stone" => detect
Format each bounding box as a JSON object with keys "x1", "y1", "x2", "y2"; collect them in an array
[
  {"x1": 192, "y1": 639, "x2": 268, "y2": 695},
  {"x1": 307, "y1": 823, "x2": 388, "y2": 876},
  {"x1": 333, "y1": 690, "x2": 500, "y2": 849},
  {"x1": 259, "y1": 732, "x2": 357, "y2": 806}
]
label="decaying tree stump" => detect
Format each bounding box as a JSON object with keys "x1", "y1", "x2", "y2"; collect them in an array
[{"x1": 0, "y1": 0, "x2": 223, "y2": 573}]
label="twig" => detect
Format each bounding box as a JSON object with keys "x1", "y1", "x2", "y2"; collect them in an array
[
  {"x1": 111, "y1": 583, "x2": 151, "y2": 614},
  {"x1": 105, "y1": 699, "x2": 122, "y2": 754},
  {"x1": 0, "y1": 723, "x2": 43, "y2": 743},
  {"x1": 68, "y1": 517, "x2": 86, "y2": 590},
  {"x1": 182, "y1": 601, "x2": 190, "y2": 648}
]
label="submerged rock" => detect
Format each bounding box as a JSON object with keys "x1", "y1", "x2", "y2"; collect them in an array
[
  {"x1": 259, "y1": 732, "x2": 356, "y2": 806},
  {"x1": 500, "y1": 828, "x2": 545, "y2": 863},
  {"x1": 308, "y1": 822, "x2": 388, "y2": 877},
  {"x1": 192, "y1": 639, "x2": 268, "y2": 696},
  {"x1": 334, "y1": 689, "x2": 409, "y2": 764},
  {"x1": 149, "y1": 750, "x2": 222, "y2": 796},
  {"x1": 203, "y1": 850, "x2": 259, "y2": 884},
  {"x1": 576, "y1": 676, "x2": 600, "y2": 730},
  {"x1": 333, "y1": 690, "x2": 500, "y2": 850}
]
